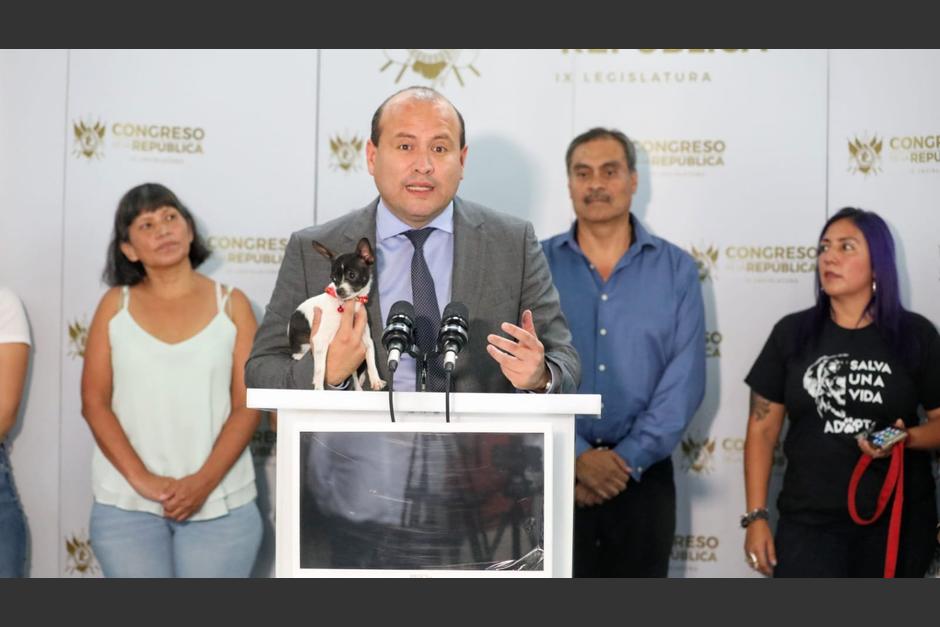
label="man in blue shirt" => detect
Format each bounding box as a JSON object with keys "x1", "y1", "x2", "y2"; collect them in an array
[{"x1": 542, "y1": 128, "x2": 706, "y2": 577}]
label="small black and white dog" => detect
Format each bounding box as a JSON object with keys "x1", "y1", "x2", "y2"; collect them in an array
[{"x1": 287, "y1": 237, "x2": 385, "y2": 391}]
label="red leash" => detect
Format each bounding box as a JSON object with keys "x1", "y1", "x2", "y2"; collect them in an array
[{"x1": 847, "y1": 441, "x2": 905, "y2": 578}]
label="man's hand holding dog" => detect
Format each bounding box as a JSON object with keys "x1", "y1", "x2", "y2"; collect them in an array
[
  {"x1": 486, "y1": 309, "x2": 551, "y2": 391},
  {"x1": 309, "y1": 305, "x2": 368, "y2": 386}
]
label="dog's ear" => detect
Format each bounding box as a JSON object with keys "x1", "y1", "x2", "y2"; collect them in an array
[
  {"x1": 311, "y1": 241, "x2": 335, "y2": 261},
  {"x1": 357, "y1": 237, "x2": 375, "y2": 265}
]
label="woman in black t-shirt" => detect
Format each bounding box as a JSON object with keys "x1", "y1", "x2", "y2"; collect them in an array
[{"x1": 743, "y1": 207, "x2": 940, "y2": 577}]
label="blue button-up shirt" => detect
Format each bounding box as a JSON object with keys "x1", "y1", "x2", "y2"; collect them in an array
[
  {"x1": 376, "y1": 199, "x2": 454, "y2": 392},
  {"x1": 541, "y1": 216, "x2": 705, "y2": 480}
]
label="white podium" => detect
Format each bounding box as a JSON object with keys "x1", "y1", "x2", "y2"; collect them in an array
[{"x1": 248, "y1": 389, "x2": 600, "y2": 578}]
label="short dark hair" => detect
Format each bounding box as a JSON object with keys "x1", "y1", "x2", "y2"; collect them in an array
[
  {"x1": 565, "y1": 127, "x2": 637, "y2": 173},
  {"x1": 103, "y1": 183, "x2": 211, "y2": 286},
  {"x1": 370, "y1": 86, "x2": 466, "y2": 149}
]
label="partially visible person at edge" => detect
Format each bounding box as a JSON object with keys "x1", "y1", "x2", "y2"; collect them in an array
[
  {"x1": 744, "y1": 207, "x2": 940, "y2": 577},
  {"x1": 81, "y1": 183, "x2": 262, "y2": 577},
  {"x1": 542, "y1": 127, "x2": 706, "y2": 577},
  {"x1": 0, "y1": 287, "x2": 31, "y2": 577}
]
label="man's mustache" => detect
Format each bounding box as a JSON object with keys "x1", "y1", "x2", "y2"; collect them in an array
[{"x1": 584, "y1": 192, "x2": 611, "y2": 204}]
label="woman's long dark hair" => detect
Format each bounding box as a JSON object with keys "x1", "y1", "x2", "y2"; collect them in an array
[
  {"x1": 103, "y1": 183, "x2": 210, "y2": 286},
  {"x1": 801, "y1": 207, "x2": 915, "y2": 364}
]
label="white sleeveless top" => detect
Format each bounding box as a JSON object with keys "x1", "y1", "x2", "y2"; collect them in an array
[{"x1": 91, "y1": 282, "x2": 256, "y2": 520}]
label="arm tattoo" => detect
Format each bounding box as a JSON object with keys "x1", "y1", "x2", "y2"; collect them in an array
[{"x1": 749, "y1": 391, "x2": 772, "y2": 422}]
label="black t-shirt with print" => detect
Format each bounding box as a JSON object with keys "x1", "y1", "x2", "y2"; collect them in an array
[{"x1": 746, "y1": 308, "x2": 940, "y2": 525}]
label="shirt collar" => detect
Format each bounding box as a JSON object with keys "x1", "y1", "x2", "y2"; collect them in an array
[
  {"x1": 558, "y1": 214, "x2": 658, "y2": 255},
  {"x1": 630, "y1": 215, "x2": 657, "y2": 250},
  {"x1": 376, "y1": 198, "x2": 454, "y2": 242}
]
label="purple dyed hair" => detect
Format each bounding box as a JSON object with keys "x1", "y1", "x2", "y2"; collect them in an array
[{"x1": 805, "y1": 207, "x2": 912, "y2": 359}]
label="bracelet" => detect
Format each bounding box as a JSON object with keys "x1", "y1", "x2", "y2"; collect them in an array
[{"x1": 740, "y1": 507, "x2": 769, "y2": 528}]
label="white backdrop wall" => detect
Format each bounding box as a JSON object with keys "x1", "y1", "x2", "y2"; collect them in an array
[{"x1": 0, "y1": 49, "x2": 938, "y2": 577}]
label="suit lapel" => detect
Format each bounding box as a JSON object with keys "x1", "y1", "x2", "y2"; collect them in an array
[{"x1": 451, "y1": 197, "x2": 486, "y2": 319}]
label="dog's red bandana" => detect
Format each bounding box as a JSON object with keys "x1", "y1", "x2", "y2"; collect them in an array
[{"x1": 324, "y1": 284, "x2": 368, "y2": 313}]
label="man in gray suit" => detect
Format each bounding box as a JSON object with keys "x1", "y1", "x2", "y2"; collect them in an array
[
  {"x1": 246, "y1": 86, "x2": 579, "y2": 395},
  {"x1": 247, "y1": 86, "x2": 578, "y2": 569}
]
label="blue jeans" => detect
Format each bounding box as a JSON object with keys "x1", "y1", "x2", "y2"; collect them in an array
[
  {"x1": 90, "y1": 500, "x2": 263, "y2": 578},
  {"x1": 0, "y1": 442, "x2": 27, "y2": 577}
]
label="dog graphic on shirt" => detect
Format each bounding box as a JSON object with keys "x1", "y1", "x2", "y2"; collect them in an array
[{"x1": 803, "y1": 353, "x2": 849, "y2": 419}]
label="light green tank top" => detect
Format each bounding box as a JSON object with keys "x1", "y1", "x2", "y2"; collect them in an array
[{"x1": 91, "y1": 282, "x2": 256, "y2": 520}]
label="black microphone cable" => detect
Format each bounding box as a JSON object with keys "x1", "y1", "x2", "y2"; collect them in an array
[
  {"x1": 387, "y1": 359, "x2": 396, "y2": 423},
  {"x1": 445, "y1": 369, "x2": 452, "y2": 423}
]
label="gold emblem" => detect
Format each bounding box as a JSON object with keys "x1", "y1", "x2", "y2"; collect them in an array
[
  {"x1": 67, "y1": 317, "x2": 89, "y2": 359},
  {"x1": 690, "y1": 245, "x2": 719, "y2": 282},
  {"x1": 848, "y1": 134, "x2": 882, "y2": 176},
  {"x1": 329, "y1": 133, "x2": 364, "y2": 172},
  {"x1": 680, "y1": 435, "x2": 716, "y2": 474},
  {"x1": 705, "y1": 330, "x2": 722, "y2": 358},
  {"x1": 72, "y1": 119, "x2": 106, "y2": 159},
  {"x1": 65, "y1": 532, "x2": 99, "y2": 576},
  {"x1": 380, "y1": 50, "x2": 480, "y2": 87}
]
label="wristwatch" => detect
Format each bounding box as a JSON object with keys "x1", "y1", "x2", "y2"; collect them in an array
[
  {"x1": 740, "y1": 508, "x2": 769, "y2": 528},
  {"x1": 535, "y1": 366, "x2": 553, "y2": 393}
]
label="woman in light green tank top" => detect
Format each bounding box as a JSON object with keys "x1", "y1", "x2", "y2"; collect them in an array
[{"x1": 81, "y1": 183, "x2": 263, "y2": 577}]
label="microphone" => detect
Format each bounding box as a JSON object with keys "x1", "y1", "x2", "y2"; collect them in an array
[
  {"x1": 437, "y1": 302, "x2": 469, "y2": 372},
  {"x1": 382, "y1": 301, "x2": 415, "y2": 373}
]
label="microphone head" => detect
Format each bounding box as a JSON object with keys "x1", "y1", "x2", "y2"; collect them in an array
[
  {"x1": 438, "y1": 301, "x2": 469, "y2": 357},
  {"x1": 442, "y1": 301, "x2": 469, "y2": 322},
  {"x1": 383, "y1": 300, "x2": 415, "y2": 355},
  {"x1": 387, "y1": 300, "x2": 415, "y2": 324}
]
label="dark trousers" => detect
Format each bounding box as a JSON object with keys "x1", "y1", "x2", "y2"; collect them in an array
[
  {"x1": 774, "y1": 499, "x2": 937, "y2": 578},
  {"x1": 574, "y1": 457, "x2": 675, "y2": 577}
]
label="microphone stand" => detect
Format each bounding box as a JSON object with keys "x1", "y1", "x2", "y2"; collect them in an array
[
  {"x1": 417, "y1": 352, "x2": 429, "y2": 392},
  {"x1": 389, "y1": 349, "x2": 453, "y2": 423}
]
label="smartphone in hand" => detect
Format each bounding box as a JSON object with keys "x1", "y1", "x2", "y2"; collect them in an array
[{"x1": 867, "y1": 425, "x2": 908, "y2": 449}]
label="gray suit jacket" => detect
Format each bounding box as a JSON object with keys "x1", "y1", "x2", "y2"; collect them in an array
[{"x1": 245, "y1": 197, "x2": 580, "y2": 394}]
